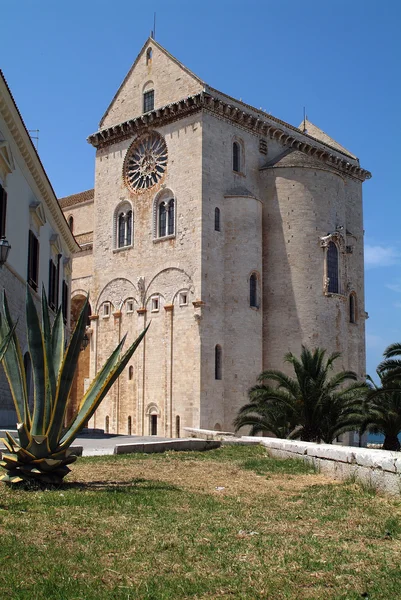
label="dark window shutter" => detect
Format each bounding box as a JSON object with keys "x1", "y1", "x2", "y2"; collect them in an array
[
  {"x1": 28, "y1": 232, "x2": 39, "y2": 291},
  {"x1": 62, "y1": 280, "x2": 68, "y2": 324},
  {"x1": 0, "y1": 185, "x2": 7, "y2": 238}
]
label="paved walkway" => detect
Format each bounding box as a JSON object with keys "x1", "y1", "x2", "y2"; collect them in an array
[{"x1": 0, "y1": 431, "x2": 220, "y2": 456}]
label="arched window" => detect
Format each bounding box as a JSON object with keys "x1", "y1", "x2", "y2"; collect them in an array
[
  {"x1": 327, "y1": 242, "x2": 339, "y2": 293},
  {"x1": 215, "y1": 207, "x2": 220, "y2": 232},
  {"x1": 167, "y1": 199, "x2": 174, "y2": 235},
  {"x1": 146, "y1": 47, "x2": 153, "y2": 65},
  {"x1": 128, "y1": 416, "x2": 132, "y2": 435},
  {"x1": 159, "y1": 203, "x2": 166, "y2": 237},
  {"x1": 176, "y1": 415, "x2": 180, "y2": 438},
  {"x1": 250, "y1": 273, "x2": 258, "y2": 308},
  {"x1": 115, "y1": 204, "x2": 133, "y2": 249},
  {"x1": 105, "y1": 416, "x2": 110, "y2": 434},
  {"x1": 233, "y1": 142, "x2": 240, "y2": 172},
  {"x1": 157, "y1": 198, "x2": 175, "y2": 238},
  {"x1": 68, "y1": 216, "x2": 74, "y2": 232},
  {"x1": 128, "y1": 365, "x2": 134, "y2": 380},
  {"x1": 349, "y1": 293, "x2": 356, "y2": 323},
  {"x1": 215, "y1": 345, "x2": 222, "y2": 380}
]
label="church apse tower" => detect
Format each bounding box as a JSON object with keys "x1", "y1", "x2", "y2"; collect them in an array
[{"x1": 59, "y1": 38, "x2": 371, "y2": 439}]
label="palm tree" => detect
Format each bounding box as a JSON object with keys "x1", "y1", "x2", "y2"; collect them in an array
[
  {"x1": 234, "y1": 346, "x2": 367, "y2": 443},
  {"x1": 377, "y1": 343, "x2": 401, "y2": 384},
  {"x1": 361, "y1": 372, "x2": 401, "y2": 451}
]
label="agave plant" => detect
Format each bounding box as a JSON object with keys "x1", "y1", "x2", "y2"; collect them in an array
[{"x1": 0, "y1": 287, "x2": 148, "y2": 485}]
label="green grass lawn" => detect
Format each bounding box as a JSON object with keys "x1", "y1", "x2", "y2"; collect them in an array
[{"x1": 0, "y1": 445, "x2": 400, "y2": 600}]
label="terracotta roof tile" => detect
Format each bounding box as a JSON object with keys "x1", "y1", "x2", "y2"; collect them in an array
[{"x1": 59, "y1": 188, "x2": 94, "y2": 209}]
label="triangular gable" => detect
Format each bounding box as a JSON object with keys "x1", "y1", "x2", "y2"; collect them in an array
[
  {"x1": 298, "y1": 119, "x2": 357, "y2": 160},
  {"x1": 100, "y1": 37, "x2": 205, "y2": 129}
]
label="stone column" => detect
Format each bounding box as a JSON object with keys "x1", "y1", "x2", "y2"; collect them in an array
[
  {"x1": 164, "y1": 303, "x2": 174, "y2": 437},
  {"x1": 137, "y1": 307, "x2": 147, "y2": 435}
]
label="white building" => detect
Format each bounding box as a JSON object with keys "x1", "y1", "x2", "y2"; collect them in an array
[{"x1": 0, "y1": 70, "x2": 78, "y2": 426}]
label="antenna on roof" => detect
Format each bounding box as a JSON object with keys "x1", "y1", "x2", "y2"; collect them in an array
[
  {"x1": 28, "y1": 129, "x2": 39, "y2": 151},
  {"x1": 151, "y1": 12, "x2": 156, "y2": 40}
]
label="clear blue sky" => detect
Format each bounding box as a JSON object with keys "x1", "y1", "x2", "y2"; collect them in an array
[{"x1": 2, "y1": 0, "x2": 400, "y2": 377}]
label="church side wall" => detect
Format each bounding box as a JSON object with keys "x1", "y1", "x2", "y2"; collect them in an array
[
  {"x1": 88, "y1": 113, "x2": 203, "y2": 435},
  {"x1": 344, "y1": 179, "x2": 366, "y2": 378},
  {"x1": 200, "y1": 112, "x2": 263, "y2": 432},
  {"x1": 261, "y1": 164, "x2": 365, "y2": 377}
]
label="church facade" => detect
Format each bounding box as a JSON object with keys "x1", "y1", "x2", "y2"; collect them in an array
[{"x1": 60, "y1": 38, "x2": 371, "y2": 438}]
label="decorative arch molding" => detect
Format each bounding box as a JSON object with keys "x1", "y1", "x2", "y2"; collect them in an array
[
  {"x1": 96, "y1": 278, "x2": 138, "y2": 313},
  {"x1": 142, "y1": 80, "x2": 154, "y2": 93},
  {"x1": 71, "y1": 288, "x2": 90, "y2": 300},
  {"x1": 319, "y1": 231, "x2": 346, "y2": 253},
  {"x1": 145, "y1": 267, "x2": 195, "y2": 305},
  {"x1": 145, "y1": 402, "x2": 161, "y2": 416}
]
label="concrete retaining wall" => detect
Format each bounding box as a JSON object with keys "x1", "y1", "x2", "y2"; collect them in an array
[
  {"x1": 185, "y1": 428, "x2": 401, "y2": 496},
  {"x1": 243, "y1": 437, "x2": 401, "y2": 495},
  {"x1": 114, "y1": 439, "x2": 220, "y2": 454}
]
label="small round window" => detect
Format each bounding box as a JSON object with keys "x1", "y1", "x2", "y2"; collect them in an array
[{"x1": 123, "y1": 131, "x2": 167, "y2": 193}]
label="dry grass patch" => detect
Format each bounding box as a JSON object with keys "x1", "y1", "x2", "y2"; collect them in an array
[{"x1": 0, "y1": 445, "x2": 400, "y2": 600}]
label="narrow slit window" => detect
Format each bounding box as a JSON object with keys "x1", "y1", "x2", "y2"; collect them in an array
[
  {"x1": 215, "y1": 207, "x2": 220, "y2": 232},
  {"x1": 128, "y1": 416, "x2": 132, "y2": 435},
  {"x1": 215, "y1": 345, "x2": 222, "y2": 380},
  {"x1": 349, "y1": 294, "x2": 356, "y2": 323},
  {"x1": 146, "y1": 47, "x2": 153, "y2": 65},
  {"x1": 68, "y1": 216, "x2": 74, "y2": 232},
  {"x1": 103, "y1": 303, "x2": 111, "y2": 318},
  {"x1": 128, "y1": 365, "x2": 134, "y2": 380},
  {"x1": 105, "y1": 416, "x2": 110, "y2": 434},
  {"x1": 233, "y1": 142, "x2": 240, "y2": 172},
  {"x1": 250, "y1": 273, "x2": 258, "y2": 308},
  {"x1": 327, "y1": 242, "x2": 339, "y2": 293}
]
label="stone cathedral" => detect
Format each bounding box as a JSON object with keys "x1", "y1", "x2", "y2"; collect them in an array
[{"x1": 59, "y1": 38, "x2": 371, "y2": 438}]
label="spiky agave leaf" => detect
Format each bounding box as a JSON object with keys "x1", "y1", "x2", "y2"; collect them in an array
[
  {"x1": 0, "y1": 288, "x2": 148, "y2": 485},
  {"x1": 59, "y1": 324, "x2": 150, "y2": 450},
  {"x1": 0, "y1": 293, "x2": 30, "y2": 426}
]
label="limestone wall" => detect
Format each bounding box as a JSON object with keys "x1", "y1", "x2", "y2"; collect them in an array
[
  {"x1": 260, "y1": 159, "x2": 365, "y2": 376},
  {"x1": 83, "y1": 113, "x2": 203, "y2": 435},
  {"x1": 100, "y1": 41, "x2": 204, "y2": 129}
]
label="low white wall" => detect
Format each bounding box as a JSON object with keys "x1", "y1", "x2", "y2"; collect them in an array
[
  {"x1": 242, "y1": 437, "x2": 401, "y2": 496},
  {"x1": 184, "y1": 428, "x2": 401, "y2": 496}
]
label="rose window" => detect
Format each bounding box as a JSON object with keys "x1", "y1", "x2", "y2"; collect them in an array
[{"x1": 124, "y1": 132, "x2": 167, "y2": 192}]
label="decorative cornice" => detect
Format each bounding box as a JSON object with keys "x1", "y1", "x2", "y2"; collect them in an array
[
  {"x1": 88, "y1": 93, "x2": 204, "y2": 150},
  {"x1": 87, "y1": 92, "x2": 371, "y2": 182},
  {"x1": 0, "y1": 71, "x2": 79, "y2": 254}
]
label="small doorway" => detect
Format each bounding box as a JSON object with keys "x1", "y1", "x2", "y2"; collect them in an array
[{"x1": 150, "y1": 414, "x2": 158, "y2": 436}]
